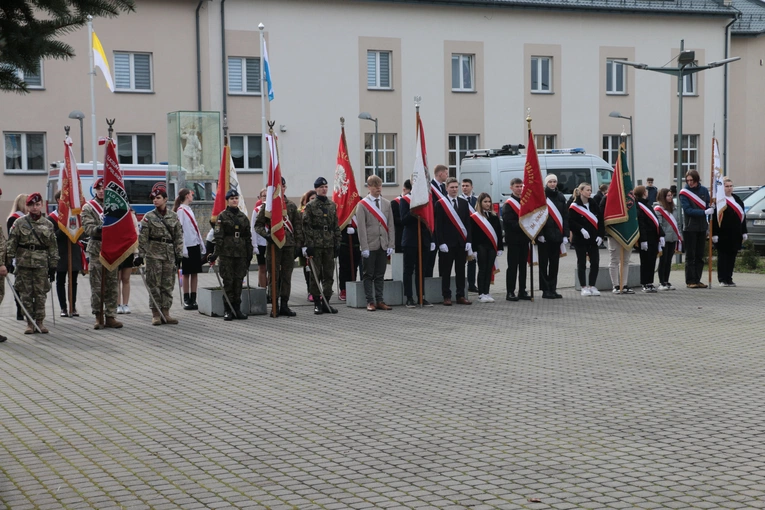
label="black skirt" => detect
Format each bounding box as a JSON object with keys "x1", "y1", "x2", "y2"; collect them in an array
[
  {"x1": 182, "y1": 244, "x2": 203, "y2": 275},
  {"x1": 118, "y1": 253, "x2": 135, "y2": 270}
]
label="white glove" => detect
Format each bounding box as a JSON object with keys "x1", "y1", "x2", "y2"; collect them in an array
[
  {"x1": 712, "y1": 236, "x2": 718, "y2": 244},
  {"x1": 302, "y1": 247, "x2": 308, "y2": 258},
  {"x1": 465, "y1": 242, "x2": 472, "y2": 253},
  {"x1": 361, "y1": 250, "x2": 370, "y2": 258},
  {"x1": 596, "y1": 237, "x2": 603, "y2": 246},
  {"x1": 430, "y1": 243, "x2": 436, "y2": 252},
  {"x1": 704, "y1": 208, "x2": 714, "y2": 216},
  {"x1": 182, "y1": 248, "x2": 189, "y2": 258},
  {"x1": 439, "y1": 244, "x2": 449, "y2": 253},
  {"x1": 640, "y1": 242, "x2": 648, "y2": 251},
  {"x1": 386, "y1": 247, "x2": 394, "y2": 256},
  {"x1": 659, "y1": 237, "x2": 666, "y2": 248},
  {"x1": 743, "y1": 233, "x2": 748, "y2": 241},
  {"x1": 580, "y1": 228, "x2": 590, "y2": 240},
  {"x1": 563, "y1": 238, "x2": 569, "y2": 245},
  {"x1": 497, "y1": 250, "x2": 503, "y2": 257},
  {"x1": 537, "y1": 235, "x2": 546, "y2": 243},
  {"x1": 347, "y1": 227, "x2": 355, "y2": 235}
]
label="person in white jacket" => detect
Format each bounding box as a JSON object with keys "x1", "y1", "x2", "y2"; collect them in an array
[
  {"x1": 173, "y1": 188, "x2": 206, "y2": 310},
  {"x1": 250, "y1": 188, "x2": 268, "y2": 290}
]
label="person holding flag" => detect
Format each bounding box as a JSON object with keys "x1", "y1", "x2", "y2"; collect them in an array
[
  {"x1": 356, "y1": 174, "x2": 395, "y2": 311},
  {"x1": 679, "y1": 169, "x2": 712, "y2": 288},
  {"x1": 435, "y1": 177, "x2": 472, "y2": 306},
  {"x1": 712, "y1": 178, "x2": 747, "y2": 287},
  {"x1": 502, "y1": 178, "x2": 531, "y2": 302},
  {"x1": 401, "y1": 179, "x2": 435, "y2": 308},
  {"x1": 303, "y1": 177, "x2": 341, "y2": 314},
  {"x1": 332, "y1": 119, "x2": 361, "y2": 302},
  {"x1": 537, "y1": 174, "x2": 569, "y2": 299}
]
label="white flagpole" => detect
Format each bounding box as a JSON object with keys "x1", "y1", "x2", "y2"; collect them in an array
[
  {"x1": 88, "y1": 15, "x2": 98, "y2": 180},
  {"x1": 259, "y1": 23, "x2": 267, "y2": 173}
]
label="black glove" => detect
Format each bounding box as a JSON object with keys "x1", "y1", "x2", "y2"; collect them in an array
[
  {"x1": 96, "y1": 226, "x2": 102, "y2": 235},
  {"x1": 207, "y1": 253, "x2": 218, "y2": 264},
  {"x1": 48, "y1": 268, "x2": 56, "y2": 282},
  {"x1": 133, "y1": 256, "x2": 144, "y2": 267},
  {"x1": 175, "y1": 257, "x2": 183, "y2": 267},
  {"x1": 305, "y1": 246, "x2": 314, "y2": 258}
]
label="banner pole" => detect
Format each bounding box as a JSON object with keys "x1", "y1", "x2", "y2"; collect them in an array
[
  {"x1": 88, "y1": 16, "x2": 98, "y2": 180},
  {"x1": 529, "y1": 242, "x2": 534, "y2": 302},
  {"x1": 708, "y1": 139, "x2": 715, "y2": 287},
  {"x1": 271, "y1": 243, "x2": 278, "y2": 317},
  {"x1": 417, "y1": 225, "x2": 423, "y2": 306},
  {"x1": 68, "y1": 243, "x2": 73, "y2": 317}
]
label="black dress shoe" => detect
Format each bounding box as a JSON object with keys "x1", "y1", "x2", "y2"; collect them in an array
[
  {"x1": 542, "y1": 291, "x2": 556, "y2": 299},
  {"x1": 322, "y1": 301, "x2": 338, "y2": 314},
  {"x1": 554, "y1": 292, "x2": 563, "y2": 299},
  {"x1": 223, "y1": 310, "x2": 235, "y2": 321},
  {"x1": 235, "y1": 309, "x2": 248, "y2": 320},
  {"x1": 60, "y1": 310, "x2": 68, "y2": 317},
  {"x1": 506, "y1": 292, "x2": 518, "y2": 302},
  {"x1": 468, "y1": 286, "x2": 480, "y2": 293},
  {"x1": 518, "y1": 291, "x2": 532, "y2": 301}
]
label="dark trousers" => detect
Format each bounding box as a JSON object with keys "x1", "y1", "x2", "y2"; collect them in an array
[
  {"x1": 575, "y1": 240, "x2": 599, "y2": 287},
  {"x1": 266, "y1": 244, "x2": 294, "y2": 299},
  {"x1": 338, "y1": 244, "x2": 361, "y2": 291},
  {"x1": 467, "y1": 259, "x2": 477, "y2": 289},
  {"x1": 506, "y1": 242, "x2": 529, "y2": 293},
  {"x1": 717, "y1": 244, "x2": 738, "y2": 283},
  {"x1": 403, "y1": 246, "x2": 423, "y2": 299},
  {"x1": 684, "y1": 230, "x2": 706, "y2": 284},
  {"x1": 639, "y1": 242, "x2": 659, "y2": 285},
  {"x1": 439, "y1": 247, "x2": 467, "y2": 299},
  {"x1": 425, "y1": 248, "x2": 437, "y2": 278},
  {"x1": 363, "y1": 248, "x2": 387, "y2": 304},
  {"x1": 657, "y1": 241, "x2": 676, "y2": 284},
  {"x1": 56, "y1": 270, "x2": 78, "y2": 311},
  {"x1": 475, "y1": 244, "x2": 496, "y2": 295},
  {"x1": 538, "y1": 242, "x2": 560, "y2": 292}
]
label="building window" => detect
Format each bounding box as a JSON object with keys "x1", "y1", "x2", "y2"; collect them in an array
[
  {"x1": 606, "y1": 59, "x2": 626, "y2": 94},
  {"x1": 116, "y1": 134, "x2": 154, "y2": 164},
  {"x1": 674, "y1": 134, "x2": 699, "y2": 173},
  {"x1": 683, "y1": 68, "x2": 698, "y2": 96},
  {"x1": 114, "y1": 52, "x2": 152, "y2": 92},
  {"x1": 15, "y1": 60, "x2": 44, "y2": 89},
  {"x1": 535, "y1": 135, "x2": 556, "y2": 154},
  {"x1": 367, "y1": 50, "x2": 391, "y2": 90},
  {"x1": 531, "y1": 56, "x2": 552, "y2": 93},
  {"x1": 364, "y1": 133, "x2": 396, "y2": 184},
  {"x1": 603, "y1": 135, "x2": 633, "y2": 166},
  {"x1": 230, "y1": 135, "x2": 263, "y2": 171},
  {"x1": 448, "y1": 134, "x2": 479, "y2": 177},
  {"x1": 4, "y1": 133, "x2": 46, "y2": 172},
  {"x1": 451, "y1": 54, "x2": 474, "y2": 92},
  {"x1": 228, "y1": 57, "x2": 261, "y2": 95}
]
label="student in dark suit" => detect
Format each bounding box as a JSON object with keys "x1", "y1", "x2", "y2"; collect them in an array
[
  {"x1": 390, "y1": 181, "x2": 410, "y2": 253},
  {"x1": 502, "y1": 178, "x2": 531, "y2": 301},
  {"x1": 460, "y1": 178, "x2": 479, "y2": 293},
  {"x1": 435, "y1": 177, "x2": 472, "y2": 305},
  {"x1": 400, "y1": 180, "x2": 435, "y2": 308},
  {"x1": 426, "y1": 164, "x2": 449, "y2": 277},
  {"x1": 538, "y1": 174, "x2": 569, "y2": 299}
]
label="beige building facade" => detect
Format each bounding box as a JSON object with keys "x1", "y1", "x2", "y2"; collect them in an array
[{"x1": 0, "y1": 0, "x2": 745, "y2": 220}]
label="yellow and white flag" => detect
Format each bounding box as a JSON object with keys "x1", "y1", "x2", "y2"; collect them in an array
[{"x1": 92, "y1": 32, "x2": 115, "y2": 92}]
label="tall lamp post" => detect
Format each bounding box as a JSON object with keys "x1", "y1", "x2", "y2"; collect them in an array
[
  {"x1": 68, "y1": 110, "x2": 85, "y2": 161},
  {"x1": 358, "y1": 112, "x2": 378, "y2": 179},
  {"x1": 609, "y1": 111, "x2": 634, "y2": 182}
]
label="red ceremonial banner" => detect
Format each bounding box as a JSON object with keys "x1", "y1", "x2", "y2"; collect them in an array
[
  {"x1": 99, "y1": 139, "x2": 138, "y2": 270},
  {"x1": 58, "y1": 138, "x2": 85, "y2": 243},
  {"x1": 211, "y1": 145, "x2": 231, "y2": 223},
  {"x1": 411, "y1": 112, "x2": 434, "y2": 233},
  {"x1": 518, "y1": 130, "x2": 548, "y2": 240},
  {"x1": 265, "y1": 133, "x2": 286, "y2": 248},
  {"x1": 333, "y1": 125, "x2": 360, "y2": 230}
]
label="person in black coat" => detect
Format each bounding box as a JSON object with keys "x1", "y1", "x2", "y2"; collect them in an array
[
  {"x1": 337, "y1": 223, "x2": 361, "y2": 301},
  {"x1": 712, "y1": 178, "x2": 748, "y2": 286},
  {"x1": 569, "y1": 183, "x2": 605, "y2": 296},
  {"x1": 390, "y1": 181, "x2": 410, "y2": 253},
  {"x1": 470, "y1": 192, "x2": 503, "y2": 303},
  {"x1": 460, "y1": 178, "x2": 479, "y2": 293},
  {"x1": 538, "y1": 174, "x2": 569, "y2": 299},
  {"x1": 435, "y1": 177, "x2": 472, "y2": 305},
  {"x1": 400, "y1": 180, "x2": 435, "y2": 307},
  {"x1": 48, "y1": 191, "x2": 83, "y2": 316},
  {"x1": 635, "y1": 185, "x2": 665, "y2": 292},
  {"x1": 502, "y1": 178, "x2": 530, "y2": 301}
]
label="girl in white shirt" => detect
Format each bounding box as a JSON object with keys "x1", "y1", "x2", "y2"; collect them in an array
[{"x1": 173, "y1": 188, "x2": 206, "y2": 310}]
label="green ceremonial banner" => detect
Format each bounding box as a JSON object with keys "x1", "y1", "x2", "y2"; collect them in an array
[{"x1": 603, "y1": 145, "x2": 639, "y2": 250}]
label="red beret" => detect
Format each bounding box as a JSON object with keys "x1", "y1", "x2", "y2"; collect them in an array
[
  {"x1": 94, "y1": 178, "x2": 104, "y2": 189},
  {"x1": 26, "y1": 192, "x2": 42, "y2": 205}
]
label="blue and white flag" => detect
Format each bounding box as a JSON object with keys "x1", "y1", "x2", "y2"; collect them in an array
[{"x1": 263, "y1": 40, "x2": 274, "y2": 101}]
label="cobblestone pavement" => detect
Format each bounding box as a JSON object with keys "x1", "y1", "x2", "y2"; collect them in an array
[{"x1": 1, "y1": 255, "x2": 764, "y2": 509}]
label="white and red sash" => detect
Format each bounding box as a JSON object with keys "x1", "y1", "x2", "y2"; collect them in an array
[
  {"x1": 679, "y1": 188, "x2": 707, "y2": 209},
  {"x1": 393, "y1": 195, "x2": 402, "y2": 204},
  {"x1": 179, "y1": 204, "x2": 203, "y2": 243},
  {"x1": 359, "y1": 196, "x2": 389, "y2": 233},
  {"x1": 431, "y1": 181, "x2": 445, "y2": 196},
  {"x1": 437, "y1": 195, "x2": 468, "y2": 241},
  {"x1": 87, "y1": 199, "x2": 104, "y2": 216},
  {"x1": 569, "y1": 202, "x2": 599, "y2": 230},
  {"x1": 654, "y1": 205, "x2": 683, "y2": 252},
  {"x1": 546, "y1": 198, "x2": 563, "y2": 233},
  {"x1": 11, "y1": 211, "x2": 23, "y2": 220},
  {"x1": 639, "y1": 202, "x2": 660, "y2": 234},
  {"x1": 402, "y1": 194, "x2": 411, "y2": 204},
  {"x1": 470, "y1": 211, "x2": 498, "y2": 251},
  {"x1": 726, "y1": 197, "x2": 744, "y2": 223},
  {"x1": 505, "y1": 197, "x2": 520, "y2": 216},
  {"x1": 48, "y1": 210, "x2": 59, "y2": 223}
]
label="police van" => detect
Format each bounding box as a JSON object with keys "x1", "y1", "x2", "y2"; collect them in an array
[{"x1": 459, "y1": 146, "x2": 614, "y2": 212}]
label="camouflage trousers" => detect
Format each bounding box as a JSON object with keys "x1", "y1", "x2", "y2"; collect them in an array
[
  {"x1": 15, "y1": 267, "x2": 50, "y2": 321},
  {"x1": 219, "y1": 256, "x2": 248, "y2": 309},
  {"x1": 0, "y1": 274, "x2": 5, "y2": 305},
  {"x1": 265, "y1": 244, "x2": 295, "y2": 299},
  {"x1": 89, "y1": 258, "x2": 119, "y2": 317},
  {"x1": 146, "y1": 257, "x2": 176, "y2": 311},
  {"x1": 308, "y1": 248, "x2": 335, "y2": 300}
]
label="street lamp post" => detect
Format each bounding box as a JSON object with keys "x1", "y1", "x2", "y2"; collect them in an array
[
  {"x1": 68, "y1": 110, "x2": 86, "y2": 161},
  {"x1": 358, "y1": 112, "x2": 378, "y2": 179},
  {"x1": 609, "y1": 110, "x2": 634, "y2": 182}
]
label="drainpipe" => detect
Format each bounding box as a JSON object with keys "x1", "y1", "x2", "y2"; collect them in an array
[
  {"x1": 723, "y1": 11, "x2": 740, "y2": 173},
  {"x1": 221, "y1": 0, "x2": 228, "y2": 136},
  {"x1": 195, "y1": 0, "x2": 206, "y2": 111}
]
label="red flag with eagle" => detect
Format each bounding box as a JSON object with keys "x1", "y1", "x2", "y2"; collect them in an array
[
  {"x1": 99, "y1": 138, "x2": 138, "y2": 270},
  {"x1": 332, "y1": 123, "x2": 360, "y2": 229},
  {"x1": 265, "y1": 133, "x2": 286, "y2": 248},
  {"x1": 57, "y1": 137, "x2": 85, "y2": 243},
  {"x1": 518, "y1": 130, "x2": 548, "y2": 241}
]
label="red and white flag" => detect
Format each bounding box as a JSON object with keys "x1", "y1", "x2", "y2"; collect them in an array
[
  {"x1": 712, "y1": 138, "x2": 727, "y2": 226},
  {"x1": 265, "y1": 133, "x2": 286, "y2": 248},
  {"x1": 58, "y1": 137, "x2": 85, "y2": 243},
  {"x1": 211, "y1": 144, "x2": 247, "y2": 223},
  {"x1": 410, "y1": 111, "x2": 434, "y2": 232},
  {"x1": 332, "y1": 124, "x2": 360, "y2": 230},
  {"x1": 519, "y1": 130, "x2": 548, "y2": 240}
]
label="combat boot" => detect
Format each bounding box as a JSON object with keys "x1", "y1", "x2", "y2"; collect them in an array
[
  {"x1": 104, "y1": 316, "x2": 123, "y2": 329},
  {"x1": 36, "y1": 320, "x2": 49, "y2": 334},
  {"x1": 94, "y1": 312, "x2": 105, "y2": 330},
  {"x1": 234, "y1": 305, "x2": 247, "y2": 320},
  {"x1": 161, "y1": 309, "x2": 179, "y2": 325},
  {"x1": 151, "y1": 309, "x2": 162, "y2": 326},
  {"x1": 322, "y1": 295, "x2": 338, "y2": 314},
  {"x1": 223, "y1": 303, "x2": 235, "y2": 321},
  {"x1": 313, "y1": 296, "x2": 323, "y2": 315},
  {"x1": 280, "y1": 299, "x2": 296, "y2": 317},
  {"x1": 24, "y1": 321, "x2": 35, "y2": 334}
]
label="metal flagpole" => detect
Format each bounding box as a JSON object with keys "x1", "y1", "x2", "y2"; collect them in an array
[
  {"x1": 88, "y1": 16, "x2": 98, "y2": 179},
  {"x1": 259, "y1": 23, "x2": 267, "y2": 176},
  {"x1": 708, "y1": 137, "x2": 715, "y2": 287}
]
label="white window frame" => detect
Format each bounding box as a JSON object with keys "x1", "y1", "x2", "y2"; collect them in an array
[
  {"x1": 113, "y1": 52, "x2": 153, "y2": 92},
  {"x1": 451, "y1": 54, "x2": 475, "y2": 92},
  {"x1": 674, "y1": 134, "x2": 699, "y2": 173},
  {"x1": 364, "y1": 133, "x2": 396, "y2": 184},
  {"x1": 448, "y1": 134, "x2": 479, "y2": 177},
  {"x1": 535, "y1": 134, "x2": 557, "y2": 154},
  {"x1": 367, "y1": 50, "x2": 392, "y2": 90},
  {"x1": 15, "y1": 59, "x2": 44, "y2": 90},
  {"x1": 230, "y1": 134, "x2": 263, "y2": 172},
  {"x1": 531, "y1": 56, "x2": 552, "y2": 93},
  {"x1": 606, "y1": 59, "x2": 626, "y2": 95},
  {"x1": 602, "y1": 134, "x2": 632, "y2": 166},
  {"x1": 116, "y1": 134, "x2": 155, "y2": 164},
  {"x1": 683, "y1": 67, "x2": 698, "y2": 96},
  {"x1": 227, "y1": 56, "x2": 261, "y2": 95},
  {"x1": 4, "y1": 132, "x2": 47, "y2": 173}
]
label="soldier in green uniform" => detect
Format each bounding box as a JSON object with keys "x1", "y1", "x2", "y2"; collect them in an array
[
  {"x1": 209, "y1": 189, "x2": 252, "y2": 321},
  {"x1": 254, "y1": 177, "x2": 303, "y2": 317},
  {"x1": 0, "y1": 190, "x2": 8, "y2": 341},
  {"x1": 135, "y1": 187, "x2": 184, "y2": 326},
  {"x1": 6, "y1": 193, "x2": 59, "y2": 334},
  {"x1": 81, "y1": 178, "x2": 122, "y2": 330},
  {"x1": 302, "y1": 177, "x2": 341, "y2": 314}
]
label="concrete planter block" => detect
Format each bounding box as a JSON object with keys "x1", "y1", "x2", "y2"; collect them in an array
[
  {"x1": 197, "y1": 287, "x2": 267, "y2": 317},
  {"x1": 345, "y1": 280, "x2": 405, "y2": 308},
  {"x1": 573, "y1": 264, "x2": 641, "y2": 291},
  {"x1": 391, "y1": 252, "x2": 405, "y2": 282},
  {"x1": 403, "y1": 276, "x2": 466, "y2": 304}
]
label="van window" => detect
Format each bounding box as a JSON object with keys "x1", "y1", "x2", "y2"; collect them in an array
[
  {"x1": 597, "y1": 168, "x2": 613, "y2": 188},
  {"x1": 547, "y1": 168, "x2": 590, "y2": 195},
  {"x1": 125, "y1": 180, "x2": 164, "y2": 205}
]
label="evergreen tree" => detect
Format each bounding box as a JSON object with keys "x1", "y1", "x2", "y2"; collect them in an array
[{"x1": 0, "y1": 0, "x2": 135, "y2": 92}]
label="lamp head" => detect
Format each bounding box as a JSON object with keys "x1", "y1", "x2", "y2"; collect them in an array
[
  {"x1": 678, "y1": 50, "x2": 696, "y2": 67},
  {"x1": 358, "y1": 112, "x2": 374, "y2": 121},
  {"x1": 68, "y1": 110, "x2": 85, "y2": 121},
  {"x1": 707, "y1": 56, "x2": 741, "y2": 68},
  {"x1": 258, "y1": 23, "x2": 264, "y2": 30},
  {"x1": 609, "y1": 111, "x2": 622, "y2": 119}
]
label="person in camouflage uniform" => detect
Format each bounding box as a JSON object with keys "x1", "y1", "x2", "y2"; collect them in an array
[
  {"x1": 135, "y1": 187, "x2": 184, "y2": 326},
  {"x1": 254, "y1": 177, "x2": 303, "y2": 317},
  {"x1": 302, "y1": 177, "x2": 341, "y2": 314},
  {"x1": 81, "y1": 178, "x2": 122, "y2": 330},
  {"x1": 209, "y1": 189, "x2": 252, "y2": 321},
  {"x1": 6, "y1": 193, "x2": 59, "y2": 334},
  {"x1": 0, "y1": 195, "x2": 8, "y2": 341}
]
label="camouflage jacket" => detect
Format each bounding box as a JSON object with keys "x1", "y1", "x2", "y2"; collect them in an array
[
  {"x1": 214, "y1": 207, "x2": 252, "y2": 258},
  {"x1": 0, "y1": 226, "x2": 6, "y2": 266},
  {"x1": 254, "y1": 198, "x2": 303, "y2": 248},
  {"x1": 139, "y1": 208, "x2": 184, "y2": 261},
  {"x1": 81, "y1": 199, "x2": 104, "y2": 256},
  {"x1": 7, "y1": 214, "x2": 59, "y2": 269},
  {"x1": 302, "y1": 196, "x2": 341, "y2": 249}
]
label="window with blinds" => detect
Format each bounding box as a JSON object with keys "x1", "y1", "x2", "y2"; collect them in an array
[
  {"x1": 4, "y1": 132, "x2": 46, "y2": 171},
  {"x1": 14, "y1": 60, "x2": 43, "y2": 89},
  {"x1": 367, "y1": 50, "x2": 391, "y2": 90},
  {"x1": 114, "y1": 52, "x2": 152, "y2": 91},
  {"x1": 116, "y1": 134, "x2": 154, "y2": 164},
  {"x1": 228, "y1": 57, "x2": 261, "y2": 94},
  {"x1": 230, "y1": 135, "x2": 263, "y2": 170}
]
